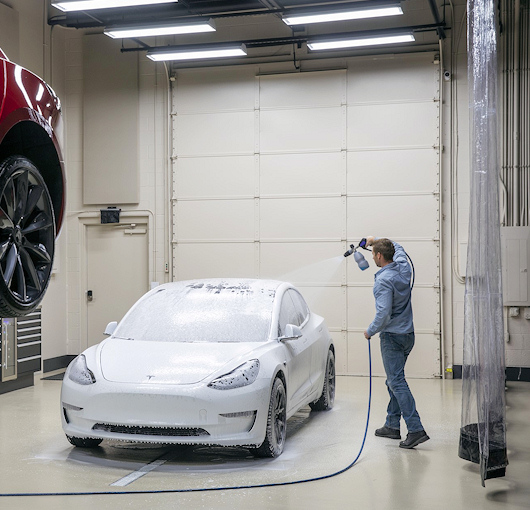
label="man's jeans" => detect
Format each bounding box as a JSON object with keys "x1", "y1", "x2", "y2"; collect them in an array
[{"x1": 380, "y1": 331, "x2": 423, "y2": 433}]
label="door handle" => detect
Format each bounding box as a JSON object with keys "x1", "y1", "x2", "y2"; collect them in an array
[{"x1": 87, "y1": 290, "x2": 93, "y2": 302}]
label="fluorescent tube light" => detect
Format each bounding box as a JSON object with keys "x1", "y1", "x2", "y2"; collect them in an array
[
  {"x1": 283, "y1": 5, "x2": 403, "y2": 25},
  {"x1": 105, "y1": 20, "x2": 215, "y2": 39},
  {"x1": 52, "y1": 0, "x2": 176, "y2": 12},
  {"x1": 308, "y1": 33, "x2": 415, "y2": 51},
  {"x1": 147, "y1": 45, "x2": 247, "y2": 61}
]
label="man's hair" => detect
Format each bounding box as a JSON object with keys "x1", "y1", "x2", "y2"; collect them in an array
[{"x1": 372, "y1": 238, "x2": 395, "y2": 262}]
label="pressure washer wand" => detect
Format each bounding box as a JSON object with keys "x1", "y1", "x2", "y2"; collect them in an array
[{"x1": 344, "y1": 238, "x2": 370, "y2": 270}]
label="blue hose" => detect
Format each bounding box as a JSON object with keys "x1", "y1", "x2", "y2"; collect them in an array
[{"x1": 1, "y1": 340, "x2": 372, "y2": 498}]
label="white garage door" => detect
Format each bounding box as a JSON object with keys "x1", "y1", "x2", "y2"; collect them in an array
[{"x1": 172, "y1": 54, "x2": 441, "y2": 378}]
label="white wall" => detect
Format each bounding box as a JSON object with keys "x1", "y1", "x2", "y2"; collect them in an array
[{"x1": 62, "y1": 31, "x2": 170, "y2": 355}]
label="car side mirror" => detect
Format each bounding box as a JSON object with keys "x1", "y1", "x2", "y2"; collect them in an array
[
  {"x1": 279, "y1": 324, "x2": 303, "y2": 341},
  {"x1": 104, "y1": 321, "x2": 118, "y2": 336}
]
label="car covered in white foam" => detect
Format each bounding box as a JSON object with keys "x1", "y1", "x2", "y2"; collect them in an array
[{"x1": 60, "y1": 278, "x2": 335, "y2": 457}]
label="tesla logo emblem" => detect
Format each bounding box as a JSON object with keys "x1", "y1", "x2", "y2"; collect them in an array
[{"x1": 146, "y1": 375, "x2": 155, "y2": 380}]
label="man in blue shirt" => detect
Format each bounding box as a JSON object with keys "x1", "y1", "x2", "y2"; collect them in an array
[{"x1": 363, "y1": 236, "x2": 429, "y2": 449}]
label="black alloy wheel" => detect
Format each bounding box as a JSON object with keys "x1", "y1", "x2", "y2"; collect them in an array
[
  {"x1": 254, "y1": 377, "x2": 287, "y2": 458},
  {"x1": 310, "y1": 349, "x2": 336, "y2": 411},
  {"x1": 0, "y1": 156, "x2": 55, "y2": 317}
]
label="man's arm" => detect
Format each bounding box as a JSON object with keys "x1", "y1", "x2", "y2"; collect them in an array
[
  {"x1": 365, "y1": 278, "x2": 393, "y2": 338},
  {"x1": 391, "y1": 241, "x2": 411, "y2": 279}
]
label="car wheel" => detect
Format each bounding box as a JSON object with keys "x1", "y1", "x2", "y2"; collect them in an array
[
  {"x1": 253, "y1": 377, "x2": 287, "y2": 458},
  {"x1": 0, "y1": 156, "x2": 55, "y2": 317},
  {"x1": 66, "y1": 435, "x2": 103, "y2": 448},
  {"x1": 310, "y1": 349, "x2": 335, "y2": 411}
]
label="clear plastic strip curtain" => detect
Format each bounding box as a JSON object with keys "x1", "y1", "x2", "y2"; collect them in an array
[{"x1": 458, "y1": 0, "x2": 508, "y2": 486}]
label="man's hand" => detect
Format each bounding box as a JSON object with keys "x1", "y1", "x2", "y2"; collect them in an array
[
  {"x1": 364, "y1": 330, "x2": 371, "y2": 340},
  {"x1": 365, "y1": 236, "x2": 375, "y2": 247}
]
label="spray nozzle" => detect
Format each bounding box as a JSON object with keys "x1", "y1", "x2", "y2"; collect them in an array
[
  {"x1": 344, "y1": 244, "x2": 355, "y2": 258},
  {"x1": 343, "y1": 239, "x2": 370, "y2": 270}
]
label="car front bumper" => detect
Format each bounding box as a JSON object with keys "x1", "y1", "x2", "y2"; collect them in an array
[{"x1": 61, "y1": 375, "x2": 272, "y2": 447}]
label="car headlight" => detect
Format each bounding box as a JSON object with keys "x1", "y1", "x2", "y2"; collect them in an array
[
  {"x1": 67, "y1": 354, "x2": 96, "y2": 385},
  {"x1": 208, "y1": 359, "x2": 260, "y2": 390}
]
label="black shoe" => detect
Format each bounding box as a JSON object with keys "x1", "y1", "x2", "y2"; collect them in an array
[
  {"x1": 399, "y1": 430, "x2": 430, "y2": 449},
  {"x1": 375, "y1": 425, "x2": 401, "y2": 439}
]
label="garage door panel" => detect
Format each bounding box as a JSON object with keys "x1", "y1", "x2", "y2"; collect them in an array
[
  {"x1": 260, "y1": 108, "x2": 343, "y2": 153},
  {"x1": 347, "y1": 102, "x2": 438, "y2": 149},
  {"x1": 259, "y1": 241, "x2": 344, "y2": 284},
  {"x1": 176, "y1": 200, "x2": 255, "y2": 241},
  {"x1": 175, "y1": 243, "x2": 256, "y2": 280},
  {"x1": 347, "y1": 195, "x2": 438, "y2": 239},
  {"x1": 300, "y1": 286, "x2": 345, "y2": 330},
  {"x1": 172, "y1": 58, "x2": 440, "y2": 379},
  {"x1": 175, "y1": 156, "x2": 255, "y2": 199},
  {"x1": 402, "y1": 242, "x2": 440, "y2": 285},
  {"x1": 411, "y1": 287, "x2": 440, "y2": 331},
  {"x1": 260, "y1": 197, "x2": 343, "y2": 240},
  {"x1": 260, "y1": 70, "x2": 345, "y2": 108},
  {"x1": 348, "y1": 54, "x2": 437, "y2": 103},
  {"x1": 260, "y1": 152, "x2": 344, "y2": 197},
  {"x1": 175, "y1": 111, "x2": 255, "y2": 156},
  {"x1": 347, "y1": 287, "x2": 375, "y2": 329},
  {"x1": 347, "y1": 331, "x2": 383, "y2": 376},
  {"x1": 176, "y1": 68, "x2": 255, "y2": 113},
  {"x1": 332, "y1": 331, "x2": 348, "y2": 375},
  {"x1": 348, "y1": 149, "x2": 438, "y2": 194}
]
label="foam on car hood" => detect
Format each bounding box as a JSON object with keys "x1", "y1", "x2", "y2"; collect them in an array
[{"x1": 99, "y1": 338, "x2": 263, "y2": 385}]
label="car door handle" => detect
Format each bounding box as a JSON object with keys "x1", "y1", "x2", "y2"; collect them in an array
[{"x1": 87, "y1": 290, "x2": 93, "y2": 302}]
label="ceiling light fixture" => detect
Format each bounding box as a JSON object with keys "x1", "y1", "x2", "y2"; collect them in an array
[
  {"x1": 52, "y1": 0, "x2": 177, "y2": 12},
  {"x1": 147, "y1": 44, "x2": 247, "y2": 61},
  {"x1": 283, "y1": 3, "x2": 403, "y2": 25},
  {"x1": 307, "y1": 33, "x2": 415, "y2": 51},
  {"x1": 104, "y1": 19, "x2": 215, "y2": 39}
]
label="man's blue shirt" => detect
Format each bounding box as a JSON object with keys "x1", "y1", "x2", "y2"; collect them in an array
[{"x1": 366, "y1": 241, "x2": 414, "y2": 337}]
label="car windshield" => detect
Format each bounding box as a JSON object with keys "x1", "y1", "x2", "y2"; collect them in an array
[{"x1": 113, "y1": 280, "x2": 277, "y2": 343}]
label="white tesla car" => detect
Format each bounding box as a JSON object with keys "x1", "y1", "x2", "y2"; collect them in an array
[{"x1": 61, "y1": 279, "x2": 335, "y2": 457}]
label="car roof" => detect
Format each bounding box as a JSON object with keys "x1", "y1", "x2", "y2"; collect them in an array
[{"x1": 157, "y1": 278, "x2": 287, "y2": 294}]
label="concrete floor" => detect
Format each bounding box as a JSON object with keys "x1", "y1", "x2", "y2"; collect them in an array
[{"x1": 0, "y1": 373, "x2": 528, "y2": 510}]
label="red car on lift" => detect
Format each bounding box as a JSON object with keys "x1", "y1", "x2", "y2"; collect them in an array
[{"x1": 0, "y1": 48, "x2": 65, "y2": 317}]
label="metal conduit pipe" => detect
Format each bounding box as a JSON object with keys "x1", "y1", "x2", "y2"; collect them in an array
[
  {"x1": 513, "y1": 0, "x2": 521, "y2": 227},
  {"x1": 521, "y1": 5, "x2": 530, "y2": 226}
]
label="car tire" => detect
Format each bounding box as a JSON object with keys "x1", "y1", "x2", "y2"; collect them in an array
[
  {"x1": 0, "y1": 156, "x2": 55, "y2": 317},
  {"x1": 253, "y1": 377, "x2": 287, "y2": 458},
  {"x1": 66, "y1": 435, "x2": 103, "y2": 448},
  {"x1": 310, "y1": 349, "x2": 335, "y2": 411}
]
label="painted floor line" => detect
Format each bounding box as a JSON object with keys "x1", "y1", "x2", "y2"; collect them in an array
[{"x1": 111, "y1": 453, "x2": 173, "y2": 487}]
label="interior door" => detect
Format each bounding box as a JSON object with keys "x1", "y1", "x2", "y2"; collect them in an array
[{"x1": 86, "y1": 223, "x2": 148, "y2": 348}]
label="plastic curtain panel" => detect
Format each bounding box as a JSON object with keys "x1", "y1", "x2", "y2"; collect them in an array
[{"x1": 458, "y1": 0, "x2": 508, "y2": 486}]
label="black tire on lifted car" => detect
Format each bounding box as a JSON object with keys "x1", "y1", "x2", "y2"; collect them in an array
[{"x1": 0, "y1": 156, "x2": 55, "y2": 317}]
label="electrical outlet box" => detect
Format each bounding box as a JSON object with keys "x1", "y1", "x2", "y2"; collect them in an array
[{"x1": 501, "y1": 227, "x2": 530, "y2": 306}]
